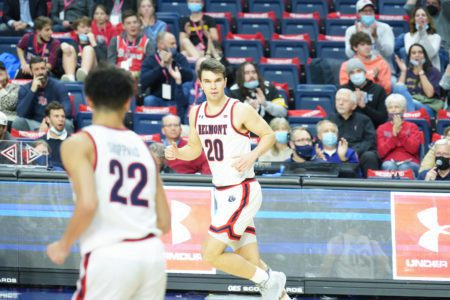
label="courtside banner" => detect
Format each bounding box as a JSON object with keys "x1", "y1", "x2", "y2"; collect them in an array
[
  {"x1": 162, "y1": 186, "x2": 215, "y2": 274},
  {"x1": 391, "y1": 192, "x2": 450, "y2": 281}
]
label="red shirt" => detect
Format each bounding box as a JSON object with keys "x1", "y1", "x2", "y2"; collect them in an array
[
  {"x1": 166, "y1": 139, "x2": 211, "y2": 175},
  {"x1": 377, "y1": 121, "x2": 421, "y2": 163},
  {"x1": 91, "y1": 20, "x2": 118, "y2": 47}
]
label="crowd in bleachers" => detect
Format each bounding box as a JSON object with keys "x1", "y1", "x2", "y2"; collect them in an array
[{"x1": 0, "y1": 0, "x2": 449, "y2": 180}]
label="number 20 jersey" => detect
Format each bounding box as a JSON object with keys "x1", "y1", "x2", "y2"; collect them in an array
[
  {"x1": 78, "y1": 125, "x2": 159, "y2": 255},
  {"x1": 195, "y1": 98, "x2": 255, "y2": 187}
]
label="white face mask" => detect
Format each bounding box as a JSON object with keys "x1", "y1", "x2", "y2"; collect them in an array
[{"x1": 50, "y1": 126, "x2": 67, "y2": 138}]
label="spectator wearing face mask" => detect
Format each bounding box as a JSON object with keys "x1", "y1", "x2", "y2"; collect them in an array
[
  {"x1": 404, "y1": 0, "x2": 450, "y2": 51},
  {"x1": 315, "y1": 120, "x2": 359, "y2": 165},
  {"x1": 229, "y1": 62, "x2": 288, "y2": 124},
  {"x1": 394, "y1": 43, "x2": 443, "y2": 117},
  {"x1": 341, "y1": 58, "x2": 388, "y2": 128},
  {"x1": 404, "y1": 7, "x2": 442, "y2": 70},
  {"x1": 419, "y1": 126, "x2": 450, "y2": 172},
  {"x1": 377, "y1": 94, "x2": 421, "y2": 177},
  {"x1": 285, "y1": 127, "x2": 325, "y2": 163},
  {"x1": 345, "y1": 0, "x2": 395, "y2": 72},
  {"x1": 440, "y1": 57, "x2": 450, "y2": 89},
  {"x1": 418, "y1": 138, "x2": 450, "y2": 180},
  {"x1": 259, "y1": 117, "x2": 292, "y2": 162}
]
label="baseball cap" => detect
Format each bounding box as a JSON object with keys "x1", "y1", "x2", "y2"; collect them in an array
[
  {"x1": 0, "y1": 61, "x2": 6, "y2": 71},
  {"x1": 0, "y1": 111, "x2": 7, "y2": 126},
  {"x1": 356, "y1": 0, "x2": 375, "y2": 12},
  {"x1": 347, "y1": 58, "x2": 366, "y2": 74}
]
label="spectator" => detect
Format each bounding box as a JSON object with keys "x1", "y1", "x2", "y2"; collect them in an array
[
  {"x1": 179, "y1": 0, "x2": 219, "y2": 60},
  {"x1": 345, "y1": 0, "x2": 395, "y2": 72},
  {"x1": 340, "y1": 32, "x2": 392, "y2": 94},
  {"x1": 229, "y1": 62, "x2": 288, "y2": 124},
  {"x1": 140, "y1": 32, "x2": 192, "y2": 122},
  {"x1": 316, "y1": 120, "x2": 359, "y2": 165},
  {"x1": 91, "y1": 4, "x2": 118, "y2": 49},
  {"x1": 108, "y1": 10, "x2": 154, "y2": 79},
  {"x1": 377, "y1": 94, "x2": 422, "y2": 177},
  {"x1": 285, "y1": 127, "x2": 324, "y2": 163},
  {"x1": 149, "y1": 142, "x2": 172, "y2": 173},
  {"x1": 440, "y1": 55, "x2": 450, "y2": 89},
  {"x1": 418, "y1": 138, "x2": 450, "y2": 180},
  {"x1": 329, "y1": 88, "x2": 379, "y2": 177},
  {"x1": 30, "y1": 139, "x2": 51, "y2": 167},
  {"x1": 404, "y1": 0, "x2": 450, "y2": 51},
  {"x1": 419, "y1": 126, "x2": 450, "y2": 172},
  {"x1": 0, "y1": 62, "x2": 19, "y2": 122},
  {"x1": 394, "y1": 43, "x2": 443, "y2": 117},
  {"x1": 0, "y1": 111, "x2": 12, "y2": 141},
  {"x1": 259, "y1": 117, "x2": 292, "y2": 162},
  {"x1": 161, "y1": 114, "x2": 211, "y2": 174},
  {"x1": 38, "y1": 101, "x2": 68, "y2": 170},
  {"x1": 13, "y1": 57, "x2": 73, "y2": 133},
  {"x1": 0, "y1": 0, "x2": 47, "y2": 33},
  {"x1": 341, "y1": 58, "x2": 388, "y2": 128},
  {"x1": 65, "y1": 17, "x2": 99, "y2": 82},
  {"x1": 16, "y1": 16, "x2": 77, "y2": 81},
  {"x1": 405, "y1": 7, "x2": 442, "y2": 70},
  {"x1": 138, "y1": 0, "x2": 166, "y2": 44},
  {"x1": 51, "y1": 0, "x2": 94, "y2": 32},
  {"x1": 96, "y1": 0, "x2": 137, "y2": 26}
]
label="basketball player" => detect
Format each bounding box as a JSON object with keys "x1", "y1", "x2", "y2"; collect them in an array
[
  {"x1": 47, "y1": 66, "x2": 171, "y2": 300},
  {"x1": 165, "y1": 58, "x2": 288, "y2": 300}
]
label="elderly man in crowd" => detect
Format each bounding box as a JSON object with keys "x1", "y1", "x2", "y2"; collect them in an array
[{"x1": 419, "y1": 139, "x2": 450, "y2": 181}]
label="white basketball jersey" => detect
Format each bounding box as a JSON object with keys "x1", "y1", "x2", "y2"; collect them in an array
[
  {"x1": 195, "y1": 98, "x2": 255, "y2": 186},
  {"x1": 78, "y1": 125, "x2": 160, "y2": 255}
]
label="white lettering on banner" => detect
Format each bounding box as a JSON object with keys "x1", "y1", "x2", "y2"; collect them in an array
[
  {"x1": 227, "y1": 285, "x2": 241, "y2": 292},
  {"x1": 0, "y1": 278, "x2": 17, "y2": 283},
  {"x1": 286, "y1": 287, "x2": 304, "y2": 293},
  {"x1": 165, "y1": 252, "x2": 202, "y2": 261},
  {"x1": 406, "y1": 259, "x2": 448, "y2": 268}
]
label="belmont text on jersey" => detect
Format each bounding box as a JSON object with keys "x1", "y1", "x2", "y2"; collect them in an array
[{"x1": 197, "y1": 124, "x2": 228, "y2": 135}]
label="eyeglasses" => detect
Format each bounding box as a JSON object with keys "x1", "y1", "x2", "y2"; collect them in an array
[
  {"x1": 163, "y1": 124, "x2": 180, "y2": 128},
  {"x1": 293, "y1": 138, "x2": 312, "y2": 144}
]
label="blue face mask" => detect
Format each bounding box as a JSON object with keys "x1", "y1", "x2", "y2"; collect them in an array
[
  {"x1": 243, "y1": 80, "x2": 259, "y2": 89},
  {"x1": 188, "y1": 3, "x2": 203, "y2": 13},
  {"x1": 410, "y1": 58, "x2": 426, "y2": 67},
  {"x1": 360, "y1": 15, "x2": 375, "y2": 27},
  {"x1": 415, "y1": 23, "x2": 429, "y2": 31},
  {"x1": 78, "y1": 33, "x2": 89, "y2": 43},
  {"x1": 350, "y1": 72, "x2": 366, "y2": 86},
  {"x1": 322, "y1": 132, "x2": 338, "y2": 147},
  {"x1": 275, "y1": 131, "x2": 288, "y2": 144},
  {"x1": 169, "y1": 47, "x2": 177, "y2": 56},
  {"x1": 294, "y1": 144, "x2": 314, "y2": 160}
]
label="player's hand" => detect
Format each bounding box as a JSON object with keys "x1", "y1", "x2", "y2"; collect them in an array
[
  {"x1": 232, "y1": 152, "x2": 258, "y2": 172},
  {"x1": 47, "y1": 241, "x2": 70, "y2": 265},
  {"x1": 165, "y1": 142, "x2": 178, "y2": 160}
]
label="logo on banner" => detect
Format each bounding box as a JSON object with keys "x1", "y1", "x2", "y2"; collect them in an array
[
  {"x1": 0, "y1": 144, "x2": 17, "y2": 164},
  {"x1": 392, "y1": 192, "x2": 450, "y2": 280},
  {"x1": 162, "y1": 187, "x2": 215, "y2": 274},
  {"x1": 24, "y1": 145, "x2": 42, "y2": 164}
]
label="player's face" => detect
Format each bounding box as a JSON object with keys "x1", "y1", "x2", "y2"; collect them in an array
[
  {"x1": 48, "y1": 109, "x2": 66, "y2": 131},
  {"x1": 200, "y1": 70, "x2": 227, "y2": 102}
]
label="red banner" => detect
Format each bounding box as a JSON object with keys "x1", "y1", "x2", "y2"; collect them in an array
[
  {"x1": 162, "y1": 186, "x2": 215, "y2": 274},
  {"x1": 392, "y1": 192, "x2": 450, "y2": 280}
]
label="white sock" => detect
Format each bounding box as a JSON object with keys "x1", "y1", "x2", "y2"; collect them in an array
[
  {"x1": 67, "y1": 74, "x2": 75, "y2": 81},
  {"x1": 250, "y1": 267, "x2": 269, "y2": 284}
]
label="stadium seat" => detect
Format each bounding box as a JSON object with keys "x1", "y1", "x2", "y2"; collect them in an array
[
  {"x1": 76, "y1": 111, "x2": 93, "y2": 129},
  {"x1": 403, "y1": 118, "x2": 431, "y2": 147},
  {"x1": 280, "y1": 13, "x2": 320, "y2": 39},
  {"x1": 316, "y1": 35, "x2": 347, "y2": 61},
  {"x1": 291, "y1": 0, "x2": 329, "y2": 19},
  {"x1": 436, "y1": 110, "x2": 450, "y2": 135},
  {"x1": 133, "y1": 114, "x2": 163, "y2": 135},
  {"x1": 379, "y1": 0, "x2": 407, "y2": 16},
  {"x1": 270, "y1": 33, "x2": 310, "y2": 64},
  {"x1": 204, "y1": 12, "x2": 232, "y2": 42},
  {"x1": 156, "y1": 12, "x2": 181, "y2": 43},
  {"x1": 334, "y1": 0, "x2": 357, "y2": 14},
  {"x1": 0, "y1": 36, "x2": 21, "y2": 56},
  {"x1": 380, "y1": 16, "x2": 409, "y2": 38},
  {"x1": 223, "y1": 39, "x2": 264, "y2": 62},
  {"x1": 248, "y1": 0, "x2": 285, "y2": 19},
  {"x1": 63, "y1": 82, "x2": 86, "y2": 119},
  {"x1": 294, "y1": 84, "x2": 337, "y2": 115},
  {"x1": 325, "y1": 19, "x2": 354, "y2": 36},
  {"x1": 259, "y1": 58, "x2": 301, "y2": 89},
  {"x1": 236, "y1": 13, "x2": 275, "y2": 38},
  {"x1": 156, "y1": 0, "x2": 189, "y2": 16},
  {"x1": 205, "y1": 0, "x2": 242, "y2": 15}
]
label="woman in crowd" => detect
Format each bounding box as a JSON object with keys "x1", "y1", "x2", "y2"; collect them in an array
[
  {"x1": 394, "y1": 43, "x2": 443, "y2": 117},
  {"x1": 419, "y1": 126, "x2": 450, "y2": 173},
  {"x1": 91, "y1": 4, "x2": 118, "y2": 48},
  {"x1": 138, "y1": 0, "x2": 167, "y2": 44},
  {"x1": 259, "y1": 118, "x2": 292, "y2": 162}
]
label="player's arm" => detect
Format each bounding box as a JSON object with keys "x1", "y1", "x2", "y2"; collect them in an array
[
  {"x1": 165, "y1": 106, "x2": 203, "y2": 161},
  {"x1": 47, "y1": 133, "x2": 98, "y2": 265},
  {"x1": 154, "y1": 171, "x2": 171, "y2": 234},
  {"x1": 232, "y1": 103, "x2": 275, "y2": 172}
]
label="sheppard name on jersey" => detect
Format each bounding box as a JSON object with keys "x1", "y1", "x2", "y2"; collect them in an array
[
  {"x1": 198, "y1": 124, "x2": 228, "y2": 135},
  {"x1": 108, "y1": 143, "x2": 140, "y2": 157}
]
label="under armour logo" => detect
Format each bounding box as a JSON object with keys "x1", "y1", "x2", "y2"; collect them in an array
[
  {"x1": 171, "y1": 200, "x2": 191, "y2": 245},
  {"x1": 417, "y1": 207, "x2": 450, "y2": 253},
  {"x1": 228, "y1": 195, "x2": 236, "y2": 202}
]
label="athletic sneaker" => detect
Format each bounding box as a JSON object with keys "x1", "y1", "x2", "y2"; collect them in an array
[
  {"x1": 76, "y1": 69, "x2": 87, "y2": 82},
  {"x1": 60, "y1": 74, "x2": 74, "y2": 82},
  {"x1": 259, "y1": 271, "x2": 286, "y2": 300}
]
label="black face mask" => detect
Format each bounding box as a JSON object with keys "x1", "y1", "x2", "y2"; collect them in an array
[
  {"x1": 426, "y1": 4, "x2": 439, "y2": 16},
  {"x1": 435, "y1": 156, "x2": 449, "y2": 170}
]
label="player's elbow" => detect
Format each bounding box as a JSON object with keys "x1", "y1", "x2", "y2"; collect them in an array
[
  {"x1": 78, "y1": 197, "x2": 98, "y2": 216},
  {"x1": 158, "y1": 218, "x2": 171, "y2": 234}
]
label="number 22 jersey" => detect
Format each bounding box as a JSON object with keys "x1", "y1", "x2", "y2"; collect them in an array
[{"x1": 195, "y1": 98, "x2": 255, "y2": 187}]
